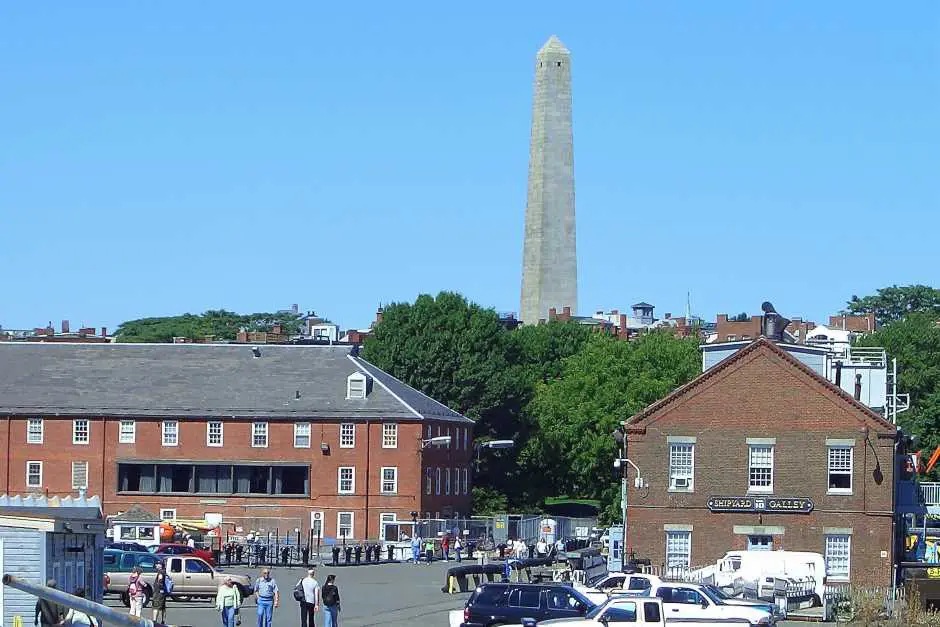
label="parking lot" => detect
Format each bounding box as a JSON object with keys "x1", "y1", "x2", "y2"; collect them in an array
[{"x1": 102, "y1": 561, "x2": 829, "y2": 627}]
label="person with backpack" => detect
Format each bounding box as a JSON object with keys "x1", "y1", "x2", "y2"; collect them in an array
[
  {"x1": 294, "y1": 567, "x2": 319, "y2": 627},
  {"x1": 62, "y1": 588, "x2": 98, "y2": 627},
  {"x1": 321, "y1": 574, "x2": 340, "y2": 627},
  {"x1": 152, "y1": 561, "x2": 172, "y2": 624},
  {"x1": 34, "y1": 579, "x2": 64, "y2": 627},
  {"x1": 126, "y1": 568, "x2": 146, "y2": 617}
]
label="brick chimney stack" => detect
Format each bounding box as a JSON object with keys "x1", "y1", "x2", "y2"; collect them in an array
[
  {"x1": 101, "y1": 327, "x2": 107, "y2": 337},
  {"x1": 548, "y1": 307, "x2": 557, "y2": 321},
  {"x1": 62, "y1": 320, "x2": 70, "y2": 334},
  {"x1": 717, "y1": 314, "x2": 728, "y2": 323},
  {"x1": 375, "y1": 307, "x2": 384, "y2": 326}
]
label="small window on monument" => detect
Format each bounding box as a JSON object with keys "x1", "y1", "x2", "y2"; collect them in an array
[{"x1": 557, "y1": 61, "x2": 562, "y2": 67}]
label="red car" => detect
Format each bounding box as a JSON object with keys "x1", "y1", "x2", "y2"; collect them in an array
[{"x1": 148, "y1": 543, "x2": 215, "y2": 566}]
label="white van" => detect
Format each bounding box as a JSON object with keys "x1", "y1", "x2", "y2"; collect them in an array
[{"x1": 710, "y1": 551, "x2": 826, "y2": 603}]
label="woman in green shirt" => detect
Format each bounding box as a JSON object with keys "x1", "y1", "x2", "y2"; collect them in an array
[
  {"x1": 216, "y1": 576, "x2": 243, "y2": 627},
  {"x1": 424, "y1": 539, "x2": 435, "y2": 565}
]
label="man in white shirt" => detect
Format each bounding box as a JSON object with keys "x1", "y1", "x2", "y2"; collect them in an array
[
  {"x1": 187, "y1": 535, "x2": 196, "y2": 548},
  {"x1": 536, "y1": 538, "x2": 548, "y2": 557},
  {"x1": 299, "y1": 567, "x2": 320, "y2": 627}
]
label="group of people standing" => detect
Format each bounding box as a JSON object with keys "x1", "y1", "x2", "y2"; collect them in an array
[
  {"x1": 217, "y1": 567, "x2": 341, "y2": 627},
  {"x1": 408, "y1": 533, "x2": 464, "y2": 564}
]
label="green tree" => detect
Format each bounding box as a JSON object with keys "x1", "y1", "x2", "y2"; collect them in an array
[
  {"x1": 115, "y1": 310, "x2": 303, "y2": 343},
  {"x1": 844, "y1": 285, "x2": 940, "y2": 327},
  {"x1": 527, "y1": 331, "x2": 701, "y2": 515},
  {"x1": 856, "y1": 313, "x2": 940, "y2": 454},
  {"x1": 729, "y1": 312, "x2": 750, "y2": 322}
]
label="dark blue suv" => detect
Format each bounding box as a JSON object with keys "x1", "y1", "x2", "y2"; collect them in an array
[{"x1": 461, "y1": 583, "x2": 594, "y2": 627}]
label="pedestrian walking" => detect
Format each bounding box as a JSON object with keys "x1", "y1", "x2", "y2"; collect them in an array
[
  {"x1": 216, "y1": 576, "x2": 243, "y2": 627},
  {"x1": 152, "y1": 561, "x2": 171, "y2": 625},
  {"x1": 454, "y1": 537, "x2": 463, "y2": 563},
  {"x1": 61, "y1": 588, "x2": 98, "y2": 626},
  {"x1": 411, "y1": 535, "x2": 421, "y2": 565},
  {"x1": 536, "y1": 537, "x2": 548, "y2": 557},
  {"x1": 187, "y1": 534, "x2": 196, "y2": 548},
  {"x1": 295, "y1": 567, "x2": 320, "y2": 627},
  {"x1": 424, "y1": 538, "x2": 434, "y2": 565},
  {"x1": 442, "y1": 534, "x2": 450, "y2": 562},
  {"x1": 321, "y1": 574, "x2": 340, "y2": 627},
  {"x1": 253, "y1": 568, "x2": 280, "y2": 627},
  {"x1": 127, "y1": 568, "x2": 146, "y2": 618},
  {"x1": 34, "y1": 579, "x2": 64, "y2": 627}
]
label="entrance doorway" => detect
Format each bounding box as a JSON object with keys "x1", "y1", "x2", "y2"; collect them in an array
[{"x1": 747, "y1": 535, "x2": 773, "y2": 551}]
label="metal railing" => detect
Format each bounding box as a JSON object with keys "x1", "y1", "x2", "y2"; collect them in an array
[{"x1": 920, "y1": 482, "x2": 940, "y2": 505}]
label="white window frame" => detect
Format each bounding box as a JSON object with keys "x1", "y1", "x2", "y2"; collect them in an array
[
  {"x1": 340, "y1": 423, "x2": 355, "y2": 448},
  {"x1": 338, "y1": 467, "x2": 355, "y2": 495},
  {"x1": 382, "y1": 423, "x2": 398, "y2": 448},
  {"x1": 665, "y1": 530, "x2": 692, "y2": 568},
  {"x1": 27, "y1": 418, "x2": 43, "y2": 444},
  {"x1": 119, "y1": 420, "x2": 136, "y2": 444},
  {"x1": 206, "y1": 421, "x2": 224, "y2": 447},
  {"x1": 425, "y1": 468, "x2": 432, "y2": 495},
  {"x1": 346, "y1": 373, "x2": 367, "y2": 399},
  {"x1": 464, "y1": 428, "x2": 469, "y2": 451},
  {"x1": 160, "y1": 509, "x2": 177, "y2": 521},
  {"x1": 668, "y1": 443, "x2": 694, "y2": 491},
  {"x1": 463, "y1": 467, "x2": 469, "y2": 495},
  {"x1": 445, "y1": 468, "x2": 451, "y2": 495},
  {"x1": 380, "y1": 513, "x2": 397, "y2": 537},
  {"x1": 747, "y1": 445, "x2": 774, "y2": 493},
  {"x1": 26, "y1": 461, "x2": 43, "y2": 488},
  {"x1": 426, "y1": 425, "x2": 432, "y2": 439},
  {"x1": 162, "y1": 420, "x2": 178, "y2": 447},
  {"x1": 337, "y1": 511, "x2": 355, "y2": 540},
  {"x1": 294, "y1": 422, "x2": 311, "y2": 448},
  {"x1": 381, "y1": 467, "x2": 398, "y2": 494},
  {"x1": 73, "y1": 419, "x2": 90, "y2": 445},
  {"x1": 824, "y1": 534, "x2": 851, "y2": 581},
  {"x1": 71, "y1": 461, "x2": 88, "y2": 490},
  {"x1": 828, "y1": 446, "x2": 854, "y2": 495},
  {"x1": 251, "y1": 421, "x2": 269, "y2": 448},
  {"x1": 435, "y1": 467, "x2": 441, "y2": 495}
]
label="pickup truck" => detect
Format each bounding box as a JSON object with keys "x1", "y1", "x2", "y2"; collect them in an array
[
  {"x1": 104, "y1": 552, "x2": 252, "y2": 606},
  {"x1": 646, "y1": 582, "x2": 775, "y2": 626},
  {"x1": 576, "y1": 573, "x2": 660, "y2": 605},
  {"x1": 527, "y1": 596, "x2": 766, "y2": 627}
]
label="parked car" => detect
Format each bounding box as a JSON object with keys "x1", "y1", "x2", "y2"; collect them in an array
[
  {"x1": 525, "y1": 596, "x2": 667, "y2": 626},
  {"x1": 459, "y1": 583, "x2": 595, "y2": 627},
  {"x1": 648, "y1": 582, "x2": 775, "y2": 626},
  {"x1": 148, "y1": 542, "x2": 215, "y2": 566},
  {"x1": 105, "y1": 551, "x2": 250, "y2": 606},
  {"x1": 106, "y1": 541, "x2": 150, "y2": 552}
]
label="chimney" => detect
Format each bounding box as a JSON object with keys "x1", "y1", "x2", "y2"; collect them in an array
[
  {"x1": 375, "y1": 307, "x2": 384, "y2": 325},
  {"x1": 562, "y1": 306, "x2": 571, "y2": 318},
  {"x1": 619, "y1": 314, "x2": 628, "y2": 335},
  {"x1": 717, "y1": 314, "x2": 728, "y2": 323},
  {"x1": 548, "y1": 307, "x2": 557, "y2": 320},
  {"x1": 62, "y1": 320, "x2": 70, "y2": 334},
  {"x1": 854, "y1": 374, "x2": 863, "y2": 402},
  {"x1": 272, "y1": 324, "x2": 282, "y2": 335},
  {"x1": 101, "y1": 327, "x2": 107, "y2": 337},
  {"x1": 834, "y1": 362, "x2": 842, "y2": 387}
]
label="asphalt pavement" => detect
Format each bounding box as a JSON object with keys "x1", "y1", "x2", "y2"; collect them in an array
[{"x1": 102, "y1": 560, "x2": 831, "y2": 627}]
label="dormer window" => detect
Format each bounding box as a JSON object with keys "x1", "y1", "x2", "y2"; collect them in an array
[{"x1": 347, "y1": 372, "x2": 369, "y2": 399}]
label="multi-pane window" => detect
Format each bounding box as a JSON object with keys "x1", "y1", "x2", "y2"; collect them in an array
[
  {"x1": 426, "y1": 425, "x2": 432, "y2": 439},
  {"x1": 27, "y1": 418, "x2": 43, "y2": 444},
  {"x1": 160, "y1": 509, "x2": 177, "y2": 521},
  {"x1": 748, "y1": 446, "x2": 774, "y2": 492},
  {"x1": 337, "y1": 512, "x2": 354, "y2": 539},
  {"x1": 381, "y1": 467, "x2": 398, "y2": 494},
  {"x1": 340, "y1": 424, "x2": 355, "y2": 448},
  {"x1": 252, "y1": 422, "x2": 268, "y2": 448},
  {"x1": 26, "y1": 461, "x2": 43, "y2": 488},
  {"x1": 425, "y1": 468, "x2": 432, "y2": 495},
  {"x1": 119, "y1": 420, "x2": 136, "y2": 444},
  {"x1": 162, "y1": 420, "x2": 178, "y2": 446},
  {"x1": 825, "y1": 535, "x2": 851, "y2": 579},
  {"x1": 464, "y1": 428, "x2": 469, "y2": 451},
  {"x1": 338, "y1": 467, "x2": 355, "y2": 494},
  {"x1": 445, "y1": 468, "x2": 452, "y2": 495},
  {"x1": 665, "y1": 531, "x2": 691, "y2": 568},
  {"x1": 382, "y1": 423, "x2": 398, "y2": 448},
  {"x1": 435, "y1": 467, "x2": 441, "y2": 495},
  {"x1": 73, "y1": 419, "x2": 89, "y2": 445},
  {"x1": 207, "y1": 421, "x2": 223, "y2": 447},
  {"x1": 463, "y1": 468, "x2": 469, "y2": 495},
  {"x1": 828, "y1": 447, "x2": 853, "y2": 493},
  {"x1": 294, "y1": 423, "x2": 311, "y2": 448},
  {"x1": 669, "y1": 443, "x2": 694, "y2": 490},
  {"x1": 72, "y1": 461, "x2": 88, "y2": 490}
]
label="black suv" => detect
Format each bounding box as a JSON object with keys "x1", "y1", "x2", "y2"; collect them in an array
[{"x1": 461, "y1": 583, "x2": 594, "y2": 627}]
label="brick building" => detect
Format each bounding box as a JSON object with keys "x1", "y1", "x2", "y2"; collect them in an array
[
  {"x1": 624, "y1": 337, "x2": 898, "y2": 586},
  {"x1": 0, "y1": 343, "x2": 473, "y2": 541}
]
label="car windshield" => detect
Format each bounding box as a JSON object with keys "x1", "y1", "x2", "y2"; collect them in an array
[
  {"x1": 699, "y1": 587, "x2": 726, "y2": 605},
  {"x1": 587, "y1": 574, "x2": 607, "y2": 587},
  {"x1": 147, "y1": 546, "x2": 158, "y2": 553},
  {"x1": 705, "y1": 585, "x2": 731, "y2": 600}
]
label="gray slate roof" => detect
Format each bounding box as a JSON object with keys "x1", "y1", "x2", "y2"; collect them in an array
[{"x1": 0, "y1": 342, "x2": 471, "y2": 423}]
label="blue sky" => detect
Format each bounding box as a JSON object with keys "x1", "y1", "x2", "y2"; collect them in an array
[{"x1": 1, "y1": 2, "x2": 937, "y2": 332}]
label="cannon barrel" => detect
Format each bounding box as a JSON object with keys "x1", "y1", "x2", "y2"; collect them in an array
[{"x1": 2, "y1": 574, "x2": 188, "y2": 627}]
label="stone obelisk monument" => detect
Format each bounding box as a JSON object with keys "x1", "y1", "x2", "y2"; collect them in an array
[{"x1": 520, "y1": 35, "x2": 577, "y2": 325}]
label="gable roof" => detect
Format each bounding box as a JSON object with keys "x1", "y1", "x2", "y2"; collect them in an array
[
  {"x1": 112, "y1": 504, "x2": 161, "y2": 523},
  {"x1": 0, "y1": 342, "x2": 472, "y2": 423},
  {"x1": 627, "y1": 337, "x2": 896, "y2": 433}
]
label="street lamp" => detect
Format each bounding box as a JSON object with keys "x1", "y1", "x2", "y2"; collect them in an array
[
  {"x1": 612, "y1": 423, "x2": 645, "y2": 566},
  {"x1": 421, "y1": 435, "x2": 452, "y2": 449},
  {"x1": 474, "y1": 439, "x2": 515, "y2": 464}
]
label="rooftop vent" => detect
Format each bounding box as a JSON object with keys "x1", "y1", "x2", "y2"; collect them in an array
[
  {"x1": 760, "y1": 302, "x2": 791, "y2": 341},
  {"x1": 251, "y1": 347, "x2": 262, "y2": 358}
]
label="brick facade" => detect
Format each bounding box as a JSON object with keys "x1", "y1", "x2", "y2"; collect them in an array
[
  {"x1": 0, "y1": 416, "x2": 472, "y2": 540},
  {"x1": 625, "y1": 338, "x2": 897, "y2": 586}
]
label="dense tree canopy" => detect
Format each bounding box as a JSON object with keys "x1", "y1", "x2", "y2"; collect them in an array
[
  {"x1": 844, "y1": 285, "x2": 940, "y2": 327},
  {"x1": 115, "y1": 309, "x2": 303, "y2": 343}
]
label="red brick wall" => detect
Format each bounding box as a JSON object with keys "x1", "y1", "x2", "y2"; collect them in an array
[
  {"x1": 0, "y1": 416, "x2": 472, "y2": 541},
  {"x1": 625, "y1": 345, "x2": 896, "y2": 586}
]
